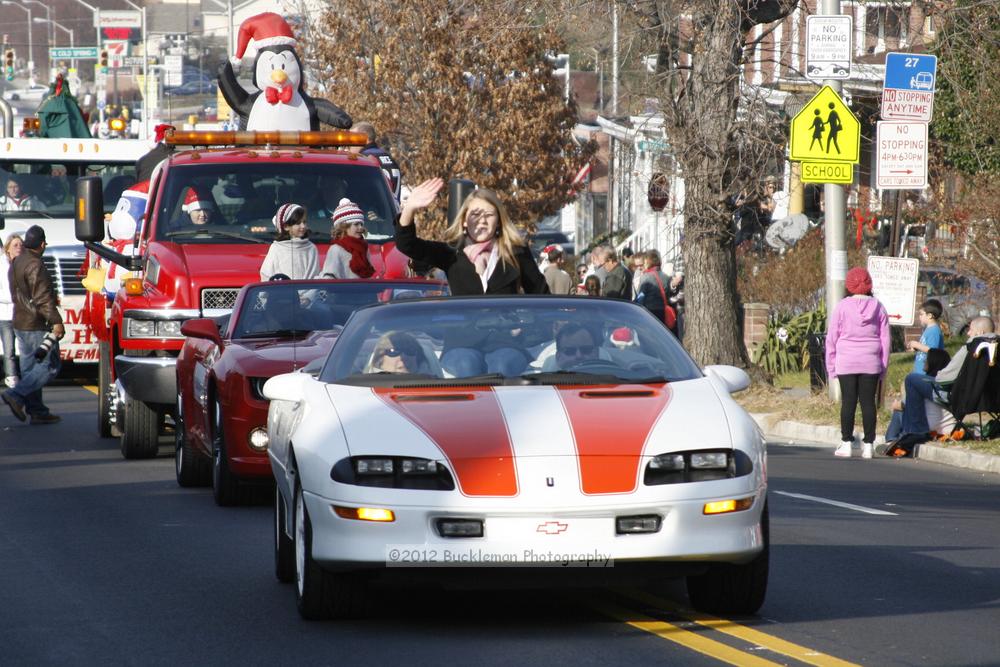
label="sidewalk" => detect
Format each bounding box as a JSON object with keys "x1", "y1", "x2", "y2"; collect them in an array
[{"x1": 751, "y1": 412, "x2": 1000, "y2": 475}]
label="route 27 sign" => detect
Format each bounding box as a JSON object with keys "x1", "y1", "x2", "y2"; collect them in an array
[{"x1": 881, "y1": 52, "x2": 937, "y2": 122}]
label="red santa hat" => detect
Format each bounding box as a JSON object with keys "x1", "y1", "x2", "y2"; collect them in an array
[
  {"x1": 542, "y1": 244, "x2": 564, "y2": 261},
  {"x1": 234, "y1": 12, "x2": 297, "y2": 61},
  {"x1": 610, "y1": 327, "x2": 636, "y2": 349},
  {"x1": 182, "y1": 187, "x2": 212, "y2": 213}
]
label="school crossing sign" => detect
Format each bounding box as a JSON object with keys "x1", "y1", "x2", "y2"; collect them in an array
[{"x1": 789, "y1": 85, "x2": 860, "y2": 164}]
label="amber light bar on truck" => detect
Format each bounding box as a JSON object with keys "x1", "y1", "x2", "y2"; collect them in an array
[{"x1": 164, "y1": 129, "x2": 369, "y2": 148}]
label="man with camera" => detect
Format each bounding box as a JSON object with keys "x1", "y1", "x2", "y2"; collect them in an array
[{"x1": 2, "y1": 225, "x2": 63, "y2": 425}]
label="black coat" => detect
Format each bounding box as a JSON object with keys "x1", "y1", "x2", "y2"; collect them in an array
[{"x1": 394, "y1": 221, "x2": 548, "y2": 296}]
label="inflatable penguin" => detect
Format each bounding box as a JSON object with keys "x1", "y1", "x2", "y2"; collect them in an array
[{"x1": 218, "y1": 12, "x2": 352, "y2": 131}]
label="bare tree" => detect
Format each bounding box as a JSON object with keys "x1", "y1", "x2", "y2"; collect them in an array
[
  {"x1": 297, "y1": 1, "x2": 594, "y2": 237},
  {"x1": 611, "y1": 0, "x2": 797, "y2": 366}
]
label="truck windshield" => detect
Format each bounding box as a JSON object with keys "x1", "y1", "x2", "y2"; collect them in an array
[
  {"x1": 0, "y1": 161, "x2": 137, "y2": 217},
  {"x1": 154, "y1": 162, "x2": 398, "y2": 244}
]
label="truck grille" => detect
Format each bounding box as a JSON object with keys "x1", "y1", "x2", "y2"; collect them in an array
[
  {"x1": 42, "y1": 256, "x2": 87, "y2": 297},
  {"x1": 201, "y1": 288, "x2": 240, "y2": 312}
]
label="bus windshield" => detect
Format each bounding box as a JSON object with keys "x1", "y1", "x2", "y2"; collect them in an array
[
  {"x1": 0, "y1": 161, "x2": 137, "y2": 217},
  {"x1": 154, "y1": 162, "x2": 398, "y2": 244}
]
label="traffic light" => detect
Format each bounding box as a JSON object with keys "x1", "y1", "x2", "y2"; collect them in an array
[
  {"x1": 99, "y1": 48, "x2": 108, "y2": 71},
  {"x1": 4, "y1": 49, "x2": 14, "y2": 81}
]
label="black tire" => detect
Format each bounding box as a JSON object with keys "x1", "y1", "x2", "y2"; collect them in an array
[
  {"x1": 275, "y1": 486, "x2": 295, "y2": 583},
  {"x1": 120, "y1": 395, "x2": 161, "y2": 459},
  {"x1": 175, "y1": 391, "x2": 210, "y2": 487},
  {"x1": 686, "y1": 500, "x2": 769, "y2": 615},
  {"x1": 211, "y1": 398, "x2": 241, "y2": 506},
  {"x1": 293, "y1": 482, "x2": 368, "y2": 620},
  {"x1": 97, "y1": 342, "x2": 113, "y2": 438}
]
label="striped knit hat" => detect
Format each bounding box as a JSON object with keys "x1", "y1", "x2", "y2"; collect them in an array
[
  {"x1": 331, "y1": 197, "x2": 364, "y2": 226},
  {"x1": 272, "y1": 202, "x2": 305, "y2": 234}
]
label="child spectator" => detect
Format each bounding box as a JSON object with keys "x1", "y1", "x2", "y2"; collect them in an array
[
  {"x1": 322, "y1": 198, "x2": 375, "y2": 279},
  {"x1": 908, "y1": 298, "x2": 945, "y2": 375},
  {"x1": 260, "y1": 203, "x2": 318, "y2": 281}
]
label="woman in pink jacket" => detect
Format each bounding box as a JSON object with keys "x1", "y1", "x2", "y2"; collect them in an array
[{"x1": 825, "y1": 267, "x2": 890, "y2": 459}]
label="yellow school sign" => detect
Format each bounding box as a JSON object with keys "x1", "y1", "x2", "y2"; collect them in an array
[
  {"x1": 801, "y1": 161, "x2": 854, "y2": 184},
  {"x1": 789, "y1": 85, "x2": 860, "y2": 164}
]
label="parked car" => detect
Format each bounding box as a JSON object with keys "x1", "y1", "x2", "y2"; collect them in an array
[
  {"x1": 919, "y1": 266, "x2": 991, "y2": 336},
  {"x1": 164, "y1": 80, "x2": 216, "y2": 96},
  {"x1": 530, "y1": 230, "x2": 575, "y2": 258},
  {"x1": 3, "y1": 83, "x2": 49, "y2": 102}
]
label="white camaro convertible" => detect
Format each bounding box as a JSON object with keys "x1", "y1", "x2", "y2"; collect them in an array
[{"x1": 264, "y1": 296, "x2": 768, "y2": 619}]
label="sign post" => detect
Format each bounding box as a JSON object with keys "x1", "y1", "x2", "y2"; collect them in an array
[{"x1": 867, "y1": 256, "x2": 920, "y2": 326}]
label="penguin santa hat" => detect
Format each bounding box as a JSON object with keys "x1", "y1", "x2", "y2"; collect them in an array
[{"x1": 231, "y1": 12, "x2": 297, "y2": 65}]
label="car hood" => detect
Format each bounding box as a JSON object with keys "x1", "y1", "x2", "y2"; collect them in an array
[
  {"x1": 324, "y1": 377, "x2": 733, "y2": 497},
  {"x1": 229, "y1": 332, "x2": 338, "y2": 375}
]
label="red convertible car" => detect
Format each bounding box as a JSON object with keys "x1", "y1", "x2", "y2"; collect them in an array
[{"x1": 174, "y1": 278, "x2": 447, "y2": 505}]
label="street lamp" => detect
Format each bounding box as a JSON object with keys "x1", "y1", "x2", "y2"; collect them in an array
[
  {"x1": 0, "y1": 1, "x2": 31, "y2": 81},
  {"x1": 34, "y1": 18, "x2": 73, "y2": 72},
  {"x1": 22, "y1": 0, "x2": 50, "y2": 56}
]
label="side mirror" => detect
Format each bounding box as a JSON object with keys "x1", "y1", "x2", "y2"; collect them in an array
[
  {"x1": 75, "y1": 176, "x2": 105, "y2": 242},
  {"x1": 704, "y1": 365, "x2": 751, "y2": 393},
  {"x1": 0, "y1": 212, "x2": 4, "y2": 229},
  {"x1": 180, "y1": 318, "x2": 223, "y2": 348},
  {"x1": 263, "y1": 372, "x2": 311, "y2": 402}
]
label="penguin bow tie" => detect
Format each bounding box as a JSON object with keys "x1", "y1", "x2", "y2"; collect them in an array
[{"x1": 265, "y1": 85, "x2": 293, "y2": 105}]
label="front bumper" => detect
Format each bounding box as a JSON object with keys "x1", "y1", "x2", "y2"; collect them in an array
[
  {"x1": 302, "y1": 485, "x2": 767, "y2": 571},
  {"x1": 115, "y1": 355, "x2": 177, "y2": 406}
]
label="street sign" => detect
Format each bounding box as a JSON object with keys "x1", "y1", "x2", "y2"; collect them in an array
[
  {"x1": 805, "y1": 15, "x2": 852, "y2": 80},
  {"x1": 876, "y1": 121, "x2": 928, "y2": 190},
  {"x1": 881, "y1": 52, "x2": 937, "y2": 122},
  {"x1": 49, "y1": 47, "x2": 99, "y2": 60},
  {"x1": 123, "y1": 56, "x2": 152, "y2": 67},
  {"x1": 789, "y1": 85, "x2": 860, "y2": 163},
  {"x1": 867, "y1": 256, "x2": 919, "y2": 326},
  {"x1": 800, "y1": 161, "x2": 854, "y2": 184}
]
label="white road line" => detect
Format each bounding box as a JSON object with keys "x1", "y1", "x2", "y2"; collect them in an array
[{"x1": 775, "y1": 490, "x2": 898, "y2": 516}]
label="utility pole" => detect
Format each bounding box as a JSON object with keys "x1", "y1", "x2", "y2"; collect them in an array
[
  {"x1": 822, "y1": 0, "x2": 847, "y2": 400},
  {"x1": 611, "y1": 1, "x2": 619, "y2": 115}
]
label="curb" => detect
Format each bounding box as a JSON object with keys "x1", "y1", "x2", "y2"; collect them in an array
[{"x1": 749, "y1": 413, "x2": 1000, "y2": 476}]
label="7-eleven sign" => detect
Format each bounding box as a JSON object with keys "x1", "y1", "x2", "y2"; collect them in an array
[{"x1": 105, "y1": 40, "x2": 128, "y2": 68}]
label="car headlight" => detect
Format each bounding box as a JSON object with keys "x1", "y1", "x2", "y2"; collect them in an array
[
  {"x1": 331, "y1": 456, "x2": 456, "y2": 490},
  {"x1": 644, "y1": 449, "x2": 753, "y2": 485},
  {"x1": 125, "y1": 317, "x2": 186, "y2": 339}
]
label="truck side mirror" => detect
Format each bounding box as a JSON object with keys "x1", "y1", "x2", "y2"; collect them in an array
[
  {"x1": 447, "y1": 178, "x2": 476, "y2": 228},
  {"x1": 75, "y1": 176, "x2": 105, "y2": 242},
  {"x1": 0, "y1": 212, "x2": 5, "y2": 229}
]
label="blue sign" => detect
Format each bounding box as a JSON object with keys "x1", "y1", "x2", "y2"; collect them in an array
[{"x1": 884, "y1": 52, "x2": 937, "y2": 93}]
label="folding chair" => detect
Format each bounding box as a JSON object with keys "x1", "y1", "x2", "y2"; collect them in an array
[{"x1": 947, "y1": 337, "x2": 1000, "y2": 438}]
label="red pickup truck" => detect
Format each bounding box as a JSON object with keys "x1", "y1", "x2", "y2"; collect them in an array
[{"x1": 75, "y1": 130, "x2": 412, "y2": 458}]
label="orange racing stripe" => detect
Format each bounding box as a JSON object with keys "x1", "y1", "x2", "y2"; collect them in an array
[
  {"x1": 557, "y1": 385, "x2": 671, "y2": 495},
  {"x1": 374, "y1": 387, "x2": 518, "y2": 497}
]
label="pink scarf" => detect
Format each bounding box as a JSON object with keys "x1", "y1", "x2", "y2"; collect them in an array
[{"x1": 463, "y1": 240, "x2": 494, "y2": 275}]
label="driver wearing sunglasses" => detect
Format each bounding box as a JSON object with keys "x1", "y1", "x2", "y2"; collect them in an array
[
  {"x1": 369, "y1": 331, "x2": 424, "y2": 374},
  {"x1": 554, "y1": 323, "x2": 600, "y2": 370}
]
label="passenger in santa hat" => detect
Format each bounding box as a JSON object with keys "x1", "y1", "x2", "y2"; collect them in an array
[{"x1": 182, "y1": 187, "x2": 216, "y2": 226}]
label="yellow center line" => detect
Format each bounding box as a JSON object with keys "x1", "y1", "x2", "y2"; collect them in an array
[
  {"x1": 77, "y1": 381, "x2": 98, "y2": 396},
  {"x1": 592, "y1": 599, "x2": 783, "y2": 667},
  {"x1": 622, "y1": 590, "x2": 861, "y2": 667}
]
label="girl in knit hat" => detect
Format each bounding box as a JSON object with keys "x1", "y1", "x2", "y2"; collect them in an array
[
  {"x1": 321, "y1": 198, "x2": 375, "y2": 279},
  {"x1": 260, "y1": 203, "x2": 319, "y2": 280},
  {"x1": 825, "y1": 266, "x2": 891, "y2": 459}
]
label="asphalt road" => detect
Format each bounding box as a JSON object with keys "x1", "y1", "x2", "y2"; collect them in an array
[{"x1": 1, "y1": 382, "x2": 999, "y2": 666}]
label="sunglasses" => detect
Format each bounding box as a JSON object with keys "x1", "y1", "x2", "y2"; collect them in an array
[
  {"x1": 560, "y1": 345, "x2": 595, "y2": 356},
  {"x1": 382, "y1": 347, "x2": 418, "y2": 358}
]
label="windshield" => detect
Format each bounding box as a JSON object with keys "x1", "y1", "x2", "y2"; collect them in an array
[
  {"x1": 320, "y1": 297, "x2": 702, "y2": 386},
  {"x1": 231, "y1": 281, "x2": 449, "y2": 339},
  {"x1": 0, "y1": 161, "x2": 137, "y2": 217},
  {"x1": 155, "y1": 162, "x2": 397, "y2": 244}
]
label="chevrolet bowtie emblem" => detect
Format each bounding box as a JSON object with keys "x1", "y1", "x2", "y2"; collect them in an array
[{"x1": 536, "y1": 521, "x2": 568, "y2": 535}]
